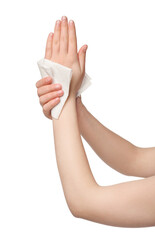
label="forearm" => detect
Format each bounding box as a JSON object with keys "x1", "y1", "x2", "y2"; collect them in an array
[
  {"x1": 52, "y1": 96, "x2": 98, "y2": 216},
  {"x1": 76, "y1": 102, "x2": 138, "y2": 176}
]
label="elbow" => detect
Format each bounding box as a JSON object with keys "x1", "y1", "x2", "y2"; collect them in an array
[
  {"x1": 67, "y1": 201, "x2": 81, "y2": 218},
  {"x1": 70, "y1": 208, "x2": 80, "y2": 218},
  {"x1": 66, "y1": 184, "x2": 100, "y2": 219}
]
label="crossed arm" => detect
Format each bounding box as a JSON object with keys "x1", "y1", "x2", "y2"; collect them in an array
[
  {"x1": 76, "y1": 98, "x2": 155, "y2": 178},
  {"x1": 38, "y1": 16, "x2": 155, "y2": 227},
  {"x1": 53, "y1": 92, "x2": 155, "y2": 228}
]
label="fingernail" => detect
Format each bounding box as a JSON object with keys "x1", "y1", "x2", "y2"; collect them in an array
[
  {"x1": 83, "y1": 45, "x2": 88, "y2": 52},
  {"x1": 46, "y1": 77, "x2": 52, "y2": 82},
  {"x1": 49, "y1": 32, "x2": 53, "y2": 37},
  {"x1": 62, "y1": 16, "x2": 67, "y2": 21},
  {"x1": 55, "y1": 84, "x2": 61, "y2": 89},
  {"x1": 58, "y1": 90, "x2": 63, "y2": 94},
  {"x1": 69, "y1": 20, "x2": 74, "y2": 25},
  {"x1": 56, "y1": 20, "x2": 61, "y2": 26}
]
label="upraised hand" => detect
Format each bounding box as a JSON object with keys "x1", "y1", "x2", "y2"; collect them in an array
[
  {"x1": 44, "y1": 16, "x2": 88, "y2": 97},
  {"x1": 36, "y1": 16, "x2": 88, "y2": 119}
]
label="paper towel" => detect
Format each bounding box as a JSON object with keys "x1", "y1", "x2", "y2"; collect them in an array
[{"x1": 37, "y1": 58, "x2": 91, "y2": 119}]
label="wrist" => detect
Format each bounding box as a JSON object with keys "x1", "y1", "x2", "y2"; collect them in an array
[
  {"x1": 68, "y1": 89, "x2": 76, "y2": 101},
  {"x1": 76, "y1": 100, "x2": 87, "y2": 135},
  {"x1": 76, "y1": 97, "x2": 87, "y2": 121},
  {"x1": 76, "y1": 96, "x2": 85, "y2": 111}
]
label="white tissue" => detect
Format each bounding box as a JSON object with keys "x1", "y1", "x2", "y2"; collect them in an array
[{"x1": 37, "y1": 58, "x2": 91, "y2": 119}]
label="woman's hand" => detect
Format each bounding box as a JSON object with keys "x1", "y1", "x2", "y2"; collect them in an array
[
  {"x1": 35, "y1": 76, "x2": 85, "y2": 120},
  {"x1": 36, "y1": 16, "x2": 87, "y2": 119},
  {"x1": 35, "y1": 76, "x2": 64, "y2": 119},
  {"x1": 45, "y1": 16, "x2": 88, "y2": 97}
]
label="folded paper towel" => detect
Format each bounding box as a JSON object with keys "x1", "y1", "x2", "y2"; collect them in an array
[{"x1": 37, "y1": 58, "x2": 92, "y2": 119}]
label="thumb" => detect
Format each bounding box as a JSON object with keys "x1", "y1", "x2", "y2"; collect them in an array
[{"x1": 78, "y1": 45, "x2": 88, "y2": 73}]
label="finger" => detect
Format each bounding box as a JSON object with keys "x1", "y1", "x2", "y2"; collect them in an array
[
  {"x1": 78, "y1": 45, "x2": 88, "y2": 73},
  {"x1": 37, "y1": 83, "x2": 62, "y2": 97},
  {"x1": 68, "y1": 20, "x2": 77, "y2": 54},
  {"x1": 60, "y1": 16, "x2": 68, "y2": 53},
  {"x1": 36, "y1": 76, "x2": 52, "y2": 88},
  {"x1": 43, "y1": 98, "x2": 60, "y2": 119},
  {"x1": 45, "y1": 32, "x2": 53, "y2": 59},
  {"x1": 52, "y1": 20, "x2": 61, "y2": 55},
  {"x1": 39, "y1": 90, "x2": 64, "y2": 106}
]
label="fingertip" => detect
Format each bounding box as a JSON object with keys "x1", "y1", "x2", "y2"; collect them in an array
[
  {"x1": 45, "y1": 32, "x2": 53, "y2": 59},
  {"x1": 61, "y1": 15, "x2": 67, "y2": 21},
  {"x1": 83, "y1": 45, "x2": 88, "y2": 53},
  {"x1": 69, "y1": 19, "x2": 74, "y2": 26},
  {"x1": 78, "y1": 44, "x2": 87, "y2": 56},
  {"x1": 45, "y1": 76, "x2": 52, "y2": 83},
  {"x1": 55, "y1": 97, "x2": 60, "y2": 103},
  {"x1": 49, "y1": 32, "x2": 53, "y2": 38}
]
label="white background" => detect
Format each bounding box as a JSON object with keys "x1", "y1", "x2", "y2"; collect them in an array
[{"x1": 0, "y1": 0, "x2": 155, "y2": 239}]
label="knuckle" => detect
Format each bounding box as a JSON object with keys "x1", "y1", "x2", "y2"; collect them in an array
[
  {"x1": 53, "y1": 91, "x2": 58, "y2": 97},
  {"x1": 43, "y1": 104, "x2": 47, "y2": 112},
  {"x1": 44, "y1": 76, "x2": 50, "y2": 82},
  {"x1": 49, "y1": 84, "x2": 54, "y2": 91},
  {"x1": 61, "y1": 35, "x2": 66, "y2": 42},
  {"x1": 54, "y1": 91, "x2": 60, "y2": 99},
  {"x1": 37, "y1": 88, "x2": 40, "y2": 97},
  {"x1": 51, "y1": 85, "x2": 58, "y2": 92},
  {"x1": 39, "y1": 97, "x2": 43, "y2": 106},
  {"x1": 54, "y1": 38, "x2": 59, "y2": 45},
  {"x1": 49, "y1": 99, "x2": 56, "y2": 109},
  {"x1": 45, "y1": 92, "x2": 52, "y2": 100}
]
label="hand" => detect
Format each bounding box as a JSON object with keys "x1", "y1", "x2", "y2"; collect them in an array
[
  {"x1": 36, "y1": 76, "x2": 64, "y2": 119},
  {"x1": 35, "y1": 76, "x2": 84, "y2": 120},
  {"x1": 44, "y1": 16, "x2": 88, "y2": 97}
]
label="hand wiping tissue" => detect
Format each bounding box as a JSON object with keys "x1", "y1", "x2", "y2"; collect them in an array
[{"x1": 37, "y1": 58, "x2": 92, "y2": 119}]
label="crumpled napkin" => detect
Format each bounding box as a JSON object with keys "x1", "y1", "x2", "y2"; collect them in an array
[{"x1": 37, "y1": 58, "x2": 92, "y2": 119}]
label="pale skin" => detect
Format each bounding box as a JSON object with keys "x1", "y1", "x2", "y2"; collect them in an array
[{"x1": 36, "y1": 16, "x2": 155, "y2": 227}]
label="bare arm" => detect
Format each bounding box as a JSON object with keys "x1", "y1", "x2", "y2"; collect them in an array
[
  {"x1": 43, "y1": 16, "x2": 155, "y2": 227},
  {"x1": 35, "y1": 77, "x2": 155, "y2": 178},
  {"x1": 80, "y1": 175, "x2": 155, "y2": 227},
  {"x1": 76, "y1": 98, "x2": 155, "y2": 178},
  {"x1": 52, "y1": 90, "x2": 155, "y2": 228},
  {"x1": 52, "y1": 96, "x2": 98, "y2": 216}
]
